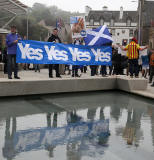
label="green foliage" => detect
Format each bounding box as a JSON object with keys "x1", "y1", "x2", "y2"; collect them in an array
[
  {"x1": 0, "y1": 3, "x2": 82, "y2": 41},
  {"x1": 8, "y1": 15, "x2": 48, "y2": 41}
]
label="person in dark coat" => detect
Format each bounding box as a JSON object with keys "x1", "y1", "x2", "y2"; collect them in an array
[
  {"x1": 2, "y1": 47, "x2": 8, "y2": 74},
  {"x1": 48, "y1": 28, "x2": 61, "y2": 78},
  {"x1": 0, "y1": 47, "x2": 2, "y2": 62},
  {"x1": 72, "y1": 38, "x2": 81, "y2": 77}
]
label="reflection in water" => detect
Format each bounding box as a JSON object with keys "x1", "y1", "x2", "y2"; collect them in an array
[
  {"x1": 3, "y1": 117, "x2": 16, "y2": 160},
  {"x1": 46, "y1": 112, "x2": 58, "y2": 158},
  {"x1": 122, "y1": 108, "x2": 142, "y2": 146},
  {"x1": 67, "y1": 111, "x2": 82, "y2": 124},
  {"x1": 0, "y1": 92, "x2": 154, "y2": 160},
  {"x1": 13, "y1": 119, "x2": 109, "y2": 153},
  {"x1": 87, "y1": 108, "x2": 96, "y2": 121},
  {"x1": 148, "y1": 106, "x2": 154, "y2": 151},
  {"x1": 100, "y1": 107, "x2": 105, "y2": 120},
  {"x1": 47, "y1": 112, "x2": 58, "y2": 128},
  {"x1": 67, "y1": 142, "x2": 81, "y2": 160}
]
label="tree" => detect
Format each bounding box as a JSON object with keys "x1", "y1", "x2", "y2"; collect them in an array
[{"x1": 0, "y1": 3, "x2": 83, "y2": 42}]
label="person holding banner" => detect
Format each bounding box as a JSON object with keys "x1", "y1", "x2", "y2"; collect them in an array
[
  {"x1": 48, "y1": 28, "x2": 61, "y2": 78},
  {"x1": 6, "y1": 25, "x2": 21, "y2": 79},
  {"x1": 140, "y1": 51, "x2": 149, "y2": 79},
  {"x1": 149, "y1": 48, "x2": 154, "y2": 87},
  {"x1": 120, "y1": 38, "x2": 147, "y2": 78},
  {"x1": 72, "y1": 38, "x2": 82, "y2": 77}
]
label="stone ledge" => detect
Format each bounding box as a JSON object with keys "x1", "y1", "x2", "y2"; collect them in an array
[
  {"x1": 130, "y1": 90, "x2": 154, "y2": 99},
  {"x1": 0, "y1": 76, "x2": 148, "y2": 97},
  {"x1": 116, "y1": 76, "x2": 148, "y2": 91}
]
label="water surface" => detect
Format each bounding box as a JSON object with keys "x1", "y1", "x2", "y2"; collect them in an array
[{"x1": 0, "y1": 91, "x2": 154, "y2": 160}]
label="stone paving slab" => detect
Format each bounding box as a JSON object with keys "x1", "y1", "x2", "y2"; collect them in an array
[{"x1": 131, "y1": 84, "x2": 154, "y2": 99}]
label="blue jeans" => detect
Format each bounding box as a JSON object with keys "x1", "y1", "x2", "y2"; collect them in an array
[
  {"x1": 7, "y1": 54, "x2": 18, "y2": 78},
  {"x1": 129, "y1": 59, "x2": 139, "y2": 76},
  {"x1": 34, "y1": 64, "x2": 40, "y2": 72}
]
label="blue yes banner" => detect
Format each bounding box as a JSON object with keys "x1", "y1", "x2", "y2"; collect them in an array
[{"x1": 17, "y1": 40, "x2": 112, "y2": 65}]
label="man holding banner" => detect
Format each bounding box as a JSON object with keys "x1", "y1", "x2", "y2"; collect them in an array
[
  {"x1": 16, "y1": 26, "x2": 113, "y2": 71},
  {"x1": 48, "y1": 28, "x2": 61, "y2": 78},
  {"x1": 84, "y1": 25, "x2": 113, "y2": 76},
  {"x1": 6, "y1": 25, "x2": 21, "y2": 79}
]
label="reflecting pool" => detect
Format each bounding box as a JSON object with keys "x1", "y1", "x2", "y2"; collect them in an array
[{"x1": 0, "y1": 91, "x2": 154, "y2": 160}]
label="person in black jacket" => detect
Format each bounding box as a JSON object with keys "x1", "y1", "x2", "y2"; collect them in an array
[
  {"x1": 2, "y1": 47, "x2": 8, "y2": 74},
  {"x1": 48, "y1": 28, "x2": 61, "y2": 78}
]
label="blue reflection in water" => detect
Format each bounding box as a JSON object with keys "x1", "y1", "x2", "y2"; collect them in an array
[
  {"x1": 1, "y1": 91, "x2": 154, "y2": 160},
  {"x1": 3, "y1": 118, "x2": 109, "y2": 159},
  {"x1": 13, "y1": 120, "x2": 109, "y2": 154},
  {"x1": 2, "y1": 109, "x2": 110, "y2": 159}
]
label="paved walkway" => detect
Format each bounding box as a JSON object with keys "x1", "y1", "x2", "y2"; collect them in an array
[
  {"x1": 0, "y1": 68, "x2": 117, "y2": 80},
  {"x1": 131, "y1": 82, "x2": 154, "y2": 99},
  {"x1": 0, "y1": 69, "x2": 154, "y2": 99}
]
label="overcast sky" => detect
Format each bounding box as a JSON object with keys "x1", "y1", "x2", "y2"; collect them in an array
[{"x1": 20, "y1": 0, "x2": 138, "y2": 12}]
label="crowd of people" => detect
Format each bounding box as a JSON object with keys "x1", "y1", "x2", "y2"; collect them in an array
[{"x1": 0, "y1": 26, "x2": 154, "y2": 87}]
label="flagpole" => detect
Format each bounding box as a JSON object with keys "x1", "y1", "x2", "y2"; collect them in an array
[
  {"x1": 138, "y1": 0, "x2": 141, "y2": 45},
  {"x1": 131, "y1": 0, "x2": 141, "y2": 45}
]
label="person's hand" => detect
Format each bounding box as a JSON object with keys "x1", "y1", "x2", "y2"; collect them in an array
[
  {"x1": 13, "y1": 40, "x2": 18, "y2": 44},
  {"x1": 118, "y1": 44, "x2": 122, "y2": 48},
  {"x1": 72, "y1": 18, "x2": 84, "y2": 33},
  {"x1": 78, "y1": 17, "x2": 84, "y2": 29}
]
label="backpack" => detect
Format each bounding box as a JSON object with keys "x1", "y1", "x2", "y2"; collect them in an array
[{"x1": 150, "y1": 52, "x2": 154, "y2": 66}]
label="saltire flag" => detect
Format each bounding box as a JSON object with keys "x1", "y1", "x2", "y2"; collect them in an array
[{"x1": 84, "y1": 25, "x2": 113, "y2": 46}]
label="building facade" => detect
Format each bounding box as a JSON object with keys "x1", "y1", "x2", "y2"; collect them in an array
[
  {"x1": 149, "y1": 27, "x2": 154, "y2": 49},
  {"x1": 85, "y1": 6, "x2": 138, "y2": 45},
  {"x1": 140, "y1": 0, "x2": 154, "y2": 46}
]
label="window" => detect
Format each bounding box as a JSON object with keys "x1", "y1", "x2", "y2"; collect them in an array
[
  {"x1": 89, "y1": 18, "x2": 94, "y2": 25},
  {"x1": 122, "y1": 30, "x2": 125, "y2": 34},
  {"x1": 111, "y1": 29, "x2": 115, "y2": 36},
  {"x1": 127, "y1": 19, "x2": 131, "y2": 26},
  {"x1": 100, "y1": 19, "x2": 104, "y2": 26},
  {"x1": 129, "y1": 29, "x2": 134, "y2": 37}
]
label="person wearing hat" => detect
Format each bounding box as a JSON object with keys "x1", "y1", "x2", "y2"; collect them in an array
[
  {"x1": 120, "y1": 38, "x2": 148, "y2": 78},
  {"x1": 6, "y1": 25, "x2": 21, "y2": 79}
]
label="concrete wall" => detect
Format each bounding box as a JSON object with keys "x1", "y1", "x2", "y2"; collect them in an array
[
  {"x1": 116, "y1": 77, "x2": 148, "y2": 92},
  {"x1": 0, "y1": 77, "x2": 147, "y2": 97}
]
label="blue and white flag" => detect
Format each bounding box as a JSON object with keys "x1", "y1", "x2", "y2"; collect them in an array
[
  {"x1": 16, "y1": 40, "x2": 112, "y2": 66},
  {"x1": 13, "y1": 119, "x2": 109, "y2": 154},
  {"x1": 84, "y1": 25, "x2": 113, "y2": 46}
]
